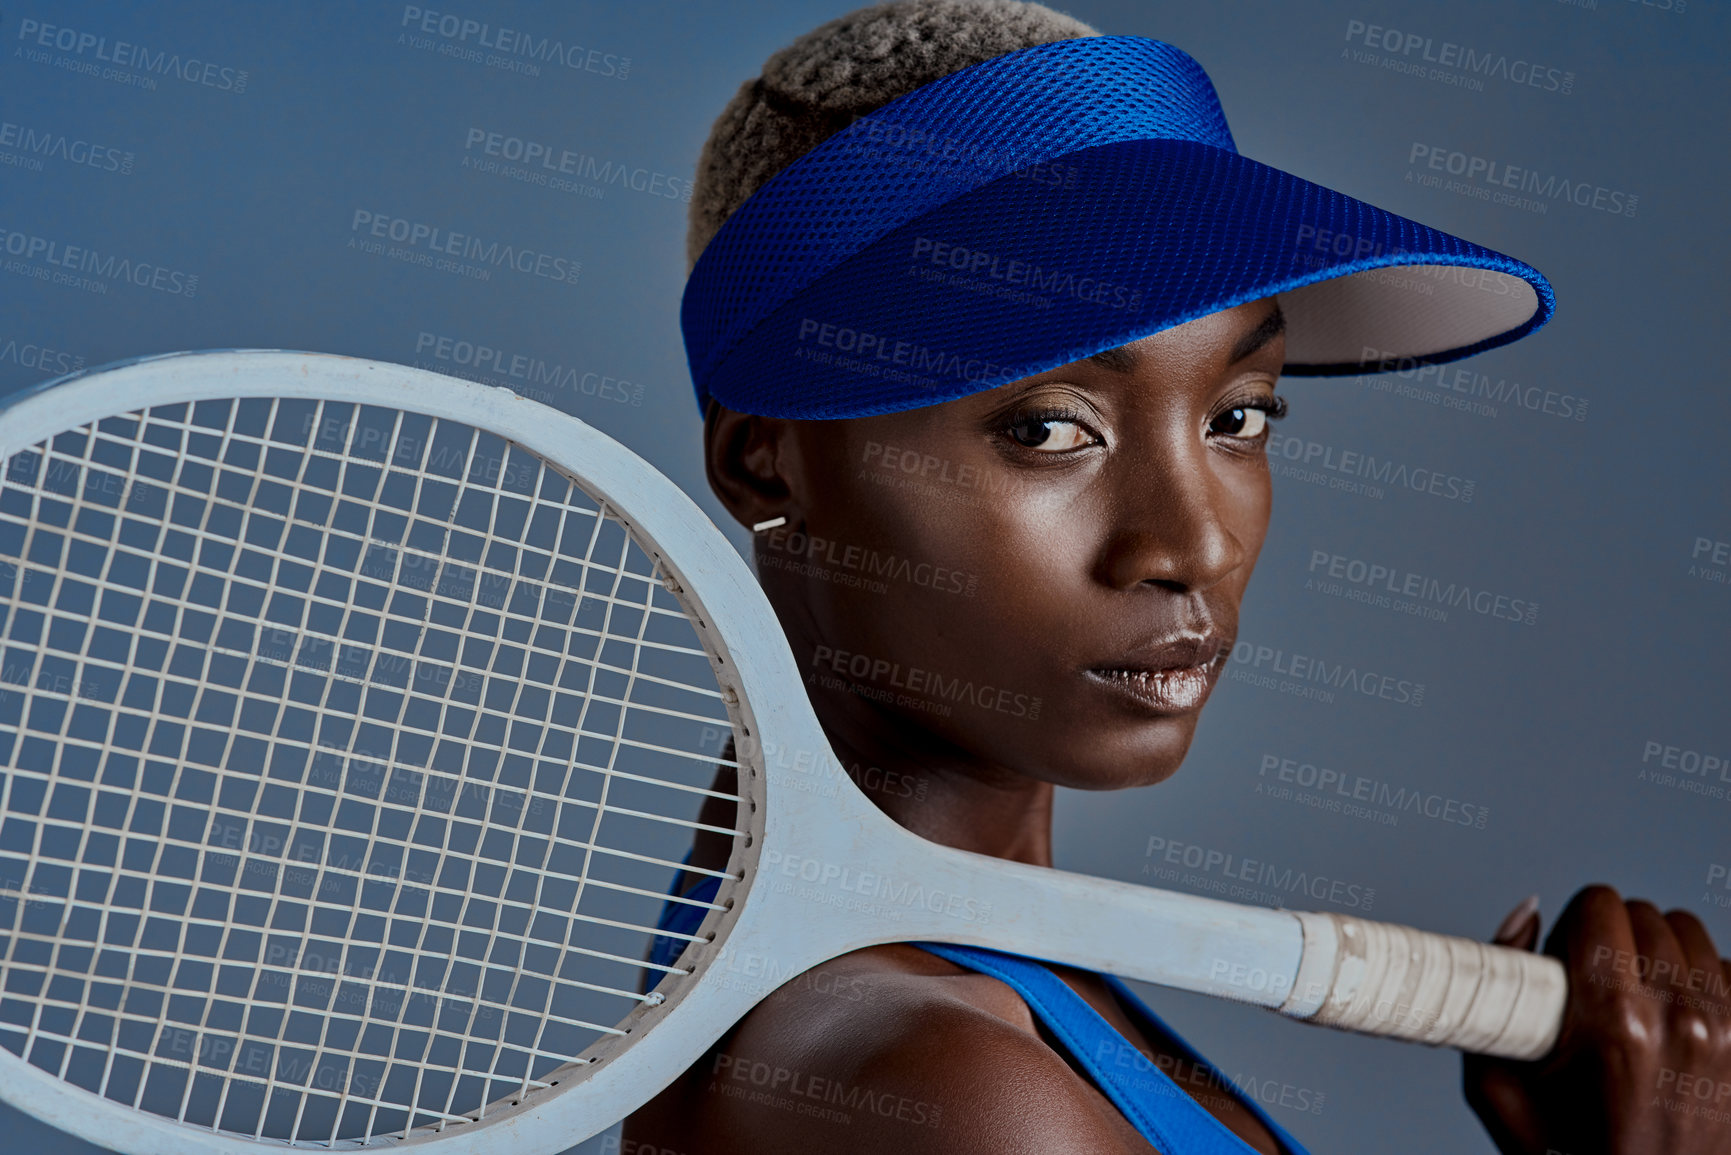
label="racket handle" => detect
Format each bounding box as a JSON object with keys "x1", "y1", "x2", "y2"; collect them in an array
[{"x1": 1275, "y1": 911, "x2": 1567, "y2": 1060}]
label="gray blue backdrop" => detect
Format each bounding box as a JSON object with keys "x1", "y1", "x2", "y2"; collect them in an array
[{"x1": 1, "y1": 1, "x2": 1725, "y2": 1152}]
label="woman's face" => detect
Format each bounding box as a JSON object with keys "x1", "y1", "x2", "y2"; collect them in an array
[{"x1": 717, "y1": 297, "x2": 1285, "y2": 791}]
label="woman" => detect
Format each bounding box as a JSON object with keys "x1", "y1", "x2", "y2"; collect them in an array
[{"x1": 626, "y1": 2, "x2": 1730, "y2": 1151}]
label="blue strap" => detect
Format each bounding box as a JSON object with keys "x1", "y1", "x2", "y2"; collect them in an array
[
  {"x1": 649, "y1": 865, "x2": 722, "y2": 975},
  {"x1": 914, "y1": 942, "x2": 1311, "y2": 1155},
  {"x1": 647, "y1": 875, "x2": 1310, "y2": 1153}
]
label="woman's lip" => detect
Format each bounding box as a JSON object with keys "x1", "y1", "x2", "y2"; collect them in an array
[
  {"x1": 1106, "y1": 633, "x2": 1229, "y2": 674},
  {"x1": 1084, "y1": 664, "x2": 1218, "y2": 713}
]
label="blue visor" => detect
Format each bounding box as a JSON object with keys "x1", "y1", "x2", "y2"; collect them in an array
[{"x1": 682, "y1": 36, "x2": 1554, "y2": 420}]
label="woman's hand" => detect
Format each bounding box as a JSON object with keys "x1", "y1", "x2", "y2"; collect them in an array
[{"x1": 1463, "y1": 885, "x2": 1731, "y2": 1154}]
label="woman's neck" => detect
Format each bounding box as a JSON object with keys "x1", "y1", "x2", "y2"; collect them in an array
[{"x1": 815, "y1": 696, "x2": 1059, "y2": 868}]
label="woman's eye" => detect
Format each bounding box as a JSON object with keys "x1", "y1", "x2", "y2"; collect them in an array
[
  {"x1": 1007, "y1": 415, "x2": 1095, "y2": 452},
  {"x1": 1209, "y1": 405, "x2": 1269, "y2": 440}
]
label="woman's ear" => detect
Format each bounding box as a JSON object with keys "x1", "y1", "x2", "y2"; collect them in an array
[{"x1": 702, "y1": 399, "x2": 799, "y2": 531}]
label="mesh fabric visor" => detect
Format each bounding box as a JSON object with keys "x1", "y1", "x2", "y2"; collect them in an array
[{"x1": 681, "y1": 36, "x2": 1554, "y2": 420}]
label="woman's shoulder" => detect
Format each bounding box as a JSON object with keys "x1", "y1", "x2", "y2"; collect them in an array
[{"x1": 624, "y1": 942, "x2": 1158, "y2": 1154}]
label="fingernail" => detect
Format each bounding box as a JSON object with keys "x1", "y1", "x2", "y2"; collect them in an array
[{"x1": 1494, "y1": 893, "x2": 1540, "y2": 942}]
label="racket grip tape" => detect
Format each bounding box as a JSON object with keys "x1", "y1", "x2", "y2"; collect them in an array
[{"x1": 1275, "y1": 911, "x2": 1567, "y2": 1060}]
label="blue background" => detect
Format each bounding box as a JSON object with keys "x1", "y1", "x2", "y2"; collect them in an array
[{"x1": 1, "y1": 1, "x2": 1725, "y2": 1152}]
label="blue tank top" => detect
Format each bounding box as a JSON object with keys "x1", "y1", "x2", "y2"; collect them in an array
[{"x1": 650, "y1": 870, "x2": 1313, "y2": 1155}]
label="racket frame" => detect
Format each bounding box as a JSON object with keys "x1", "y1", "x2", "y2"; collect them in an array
[
  {"x1": 0, "y1": 351, "x2": 778, "y2": 1152},
  {"x1": 0, "y1": 351, "x2": 1561, "y2": 1154}
]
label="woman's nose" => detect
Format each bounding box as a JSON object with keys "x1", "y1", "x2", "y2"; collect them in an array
[{"x1": 1093, "y1": 452, "x2": 1250, "y2": 594}]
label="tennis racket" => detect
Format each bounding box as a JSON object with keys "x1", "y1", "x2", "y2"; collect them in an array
[{"x1": 0, "y1": 351, "x2": 1566, "y2": 1155}]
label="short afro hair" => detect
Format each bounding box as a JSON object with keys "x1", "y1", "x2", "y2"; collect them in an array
[{"x1": 685, "y1": 0, "x2": 1099, "y2": 275}]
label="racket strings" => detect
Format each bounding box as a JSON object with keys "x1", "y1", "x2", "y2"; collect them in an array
[
  {"x1": 1, "y1": 405, "x2": 553, "y2": 1135},
  {"x1": 32, "y1": 401, "x2": 730, "y2": 1142},
  {"x1": 0, "y1": 396, "x2": 750, "y2": 1145},
  {"x1": 11, "y1": 418, "x2": 733, "y2": 771}
]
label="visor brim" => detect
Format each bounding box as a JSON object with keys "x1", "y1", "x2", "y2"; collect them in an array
[{"x1": 702, "y1": 138, "x2": 1554, "y2": 419}]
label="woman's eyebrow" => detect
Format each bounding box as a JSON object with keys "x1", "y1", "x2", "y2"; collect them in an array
[
  {"x1": 1083, "y1": 307, "x2": 1287, "y2": 375},
  {"x1": 1085, "y1": 344, "x2": 1138, "y2": 373},
  {"x1": 1228, "y1": 306, "x2": 1287, "y2": 363}
]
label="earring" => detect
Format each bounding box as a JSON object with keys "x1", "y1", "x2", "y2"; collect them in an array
[{"x1": 751, "y1": 516, "x2": 787, "y2": 532}]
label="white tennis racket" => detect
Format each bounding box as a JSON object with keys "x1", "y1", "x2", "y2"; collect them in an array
[{"x1": 0, "y1": 351, "x2": 1566, "y2": 1155}]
